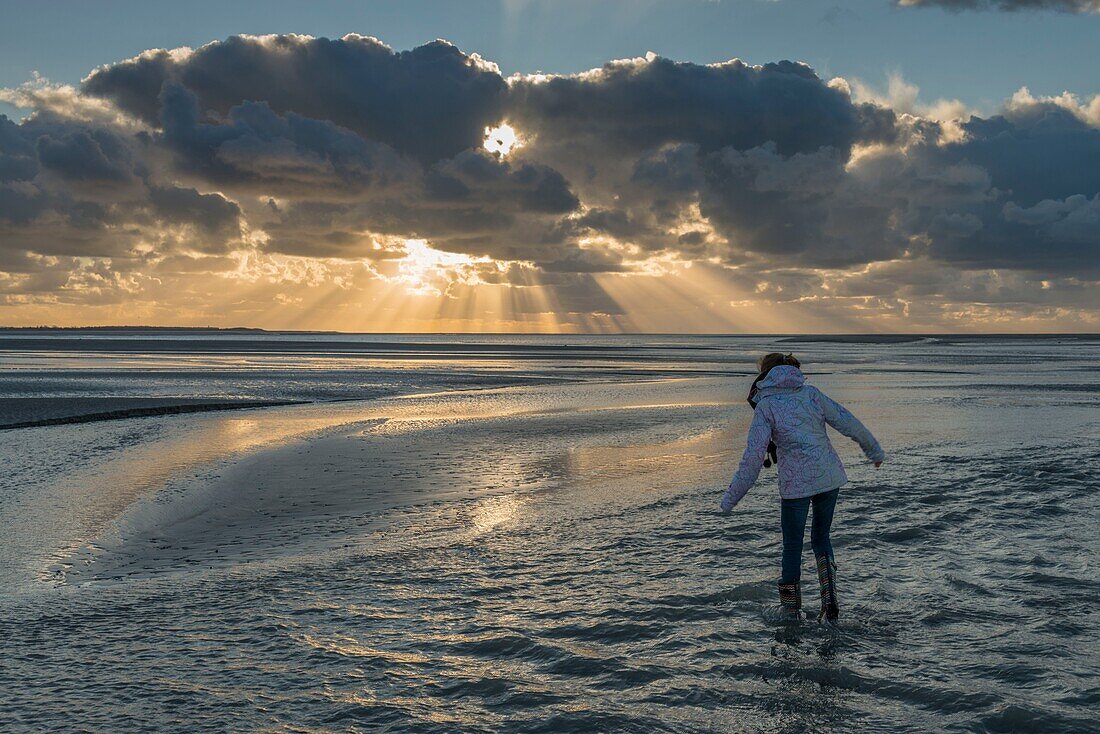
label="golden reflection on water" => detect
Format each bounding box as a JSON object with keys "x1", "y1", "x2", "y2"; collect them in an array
[
  {"x1": 28, "y1": 375, "x2": 731, "y2": 588},
  {"x1": 31, "y1": 403, "x2": 393, "y2": 583},
  {"x1": 566, "y1": 424, "x2": 730, "y2": 488},
  {"x1": 469, "y1": 494, "x2": 524, "y2": 536},
  {"x1": 298, "y1": 632, "x2": 514, "y2": 729},
  {"x1": 295, "y1": 632, "x2": 432, "y2": 665}
]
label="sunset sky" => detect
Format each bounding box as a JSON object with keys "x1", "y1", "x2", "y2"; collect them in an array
[{"x1": 1, "y1": 0, "x2": 1098, "y2": 332}]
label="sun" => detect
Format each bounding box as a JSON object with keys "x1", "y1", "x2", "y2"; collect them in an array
[
  {"x1": 483, "y1": 123, "x2": 522, "y2": 156},
  {"x1": 393, "y1": 239, "x2": 491, "y2": 296}
]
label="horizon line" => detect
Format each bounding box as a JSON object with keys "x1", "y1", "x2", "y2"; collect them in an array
[{"x1": 1, "y1": 325, "x2": 1098, "y2": 338}]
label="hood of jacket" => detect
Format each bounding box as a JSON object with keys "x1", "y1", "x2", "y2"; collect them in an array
[{"x1": 752, "y1": 365, "x2": 806, "y2": 400}]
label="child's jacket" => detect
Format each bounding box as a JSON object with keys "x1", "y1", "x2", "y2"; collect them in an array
[{"x1": 721, "y1": 366, "x2": 884, "y2": 511}]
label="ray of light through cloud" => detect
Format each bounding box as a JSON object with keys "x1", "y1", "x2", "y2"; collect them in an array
[{"x1": 0, "y1": 14, "x2": 1096, "y2": 332}]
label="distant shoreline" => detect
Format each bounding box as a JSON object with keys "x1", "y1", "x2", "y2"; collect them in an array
[{"x1": 1, "y1": 326, "x2": 1098, "y2": 339}]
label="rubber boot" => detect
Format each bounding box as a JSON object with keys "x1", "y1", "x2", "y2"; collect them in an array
[
  {"x1": 778, "y1": 582, "x2": 801, "y2": 619},
  {"x1": 815, "y1": 554, "x2": 839, "y2": 621}
]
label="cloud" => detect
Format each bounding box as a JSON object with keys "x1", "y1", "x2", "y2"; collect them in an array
[
  {"x1": 253, "y1": 147, "x2": 580, "y2": 261},
  {"x1": 83, "y1": 35, "x2": 508, "y2": 164},
  {"x1": 509, "y1": 55, "x2": 895, "y2": 158},
  {"x1": 897, "y1": 0, "x2": 1100, "y2": 12},
  {"x1": 35, "y1": 129, "x2": 135, "y2": 183},
  {"x1": 428, "y1": 149, "x2": 578, "y2": 215},
  {"x1": 0, "y1": 109, "x2": 245, "y2": 260},
  {"x1": 698, "y1": 143, "x2": 905, "y2": 268},
  {"x1": 148, "y1": 185, "x2": 241, "y2": 238},
  {"x1": 848, "y1": 72, "x2": 972, "y2": 125},
  {"x1": 0, "y1": 35, "x2": 1097, "y2": 330},
  {"x1": 158, "y1": 81, "x2": 416, "y2": 194},
  {"x1": 907, "y1": 100, "x2": 1100, "y2": 272}
]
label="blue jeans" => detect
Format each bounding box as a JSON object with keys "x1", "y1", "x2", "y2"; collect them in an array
[{"x1": 780, "y1": 487, "x2": 839, "y2": 584}]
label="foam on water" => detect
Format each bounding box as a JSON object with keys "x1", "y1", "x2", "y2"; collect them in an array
[{"x1": 1, "y1": 333, "x2": 1098, "y2": 732}]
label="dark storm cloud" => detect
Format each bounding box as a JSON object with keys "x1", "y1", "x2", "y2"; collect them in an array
[
  {"x1": 35, "y1": 129, "x2": 134, "y2": 183},
  {"x1": 0, "y1": 115, "x2": 34, "y2": 156},
  {"x1": 589, "y1": 91, "x2": 1099, "y2": 273},
  {"x1": 509, "y1": 56, "x2": 894, "y2": 157},
  {"x1": 158, "y1": 82, "x2": 415, "y2": 194},
  {"x1": 0, "y1": 111, "x2": 245, "y2": 259},
  {"x1": 0, "y1": 116, "x2": 39, "y2": 183},
  {"x1": 74, "y1": 39, "x2": 910, "y2": 267},
  {"x1": 0, "y1": 183, "x2": 47, "y2": 225},
  {"x1": 631, "y1": 144, "x2": 705, "y2": 196},
  {"x1": 84, "y1": 35, "x2": 508, "y2": 164},
  {"x1": 263, "y1": 197, "x2": 577, "y2": 262},
  {"x1": 502, "y1": 56, "x2": 904, "y2": 263},
  {"x1": 898, "y1": 0, "x2": 1100, "y2": 12},
  {"x1": 571, "y1": 208, "x2": 649, "y2": 240},
  {"x1": 147, "y1": 185, "x2": 241, "y2": 237},
  {"x1": 427, "y1": 150, "x2": 578, "y2": 214},
  {"x1": 698, "y1": 143, "x2": 905, "y2": 268},
  {"x1": 0, "y1": 115, "x2": 139, "y2": 234},
  {"x1": 254, "y1": 147, "x2": 580, "y2": 260},
  {"x1": 902, "y1": 103, "x2": 1100, "y2": 272},
  {"x1": 152, "y1": 254, "x2": 239, "y2": 274},
  {"x1": 946, "y1": 103, "x2": 1100, "y2": 206},
  {"x1": 81, "y1": 49, "x2": 178, "y2": 124},
  {"x1": 0, "y1": 34, "x2": 1097, "y2": 316},
  {"x1": 0, "y1": 115, "x2": 40, "y2": 184},
  {"x1": 141, "y1": 78, "x2": 583, "y2": 261},
  {"x1": 538, "y1": 247, "x2": 626, "y2": 273},
  {"x1": 0, "y1": 154, "x2": 38, "y2": 183}
]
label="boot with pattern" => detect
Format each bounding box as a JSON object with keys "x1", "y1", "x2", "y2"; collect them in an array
[
  {"x1": 815, "y1": 554, "x2": 839, "y2": 621},
  {"x1": 778, "y1": 582, "x2": 801, "y2": 619}
]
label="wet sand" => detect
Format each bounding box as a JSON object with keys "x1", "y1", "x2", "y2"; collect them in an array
[{"x1": 2, "y1": 334, "x2": 1098, "y2": 732}]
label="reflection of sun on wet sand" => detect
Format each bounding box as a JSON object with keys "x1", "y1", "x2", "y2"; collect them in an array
[
  {"x1": 63, "y1": 377, "x2": 737, "y2": 582},
  {"x1": 5, "y1": 334, "x2": 1098, "y2": 734}
]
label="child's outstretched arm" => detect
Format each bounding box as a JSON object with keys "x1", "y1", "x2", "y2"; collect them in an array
[
  {"x1": 721, "y1": 408, "x2": 773, "y2": 512},
  {"x1": 814, "y1": 388, "x2": 885, "y2": 464}
]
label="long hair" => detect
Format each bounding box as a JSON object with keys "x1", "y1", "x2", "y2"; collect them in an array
[
  {"x1": 747, "y1": 352, "x2": 800, "y2": 468},
  {"x1": 756, "y1": 352, "x2": 801, "y2": 376}
]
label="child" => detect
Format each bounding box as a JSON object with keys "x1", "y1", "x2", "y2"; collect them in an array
[{"x1": 721, "y1": 353, "x2": 884, "y2": 621}]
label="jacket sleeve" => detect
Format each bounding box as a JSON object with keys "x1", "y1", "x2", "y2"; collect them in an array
[
  {"x1": 815, "y1": 388, "x2": 885, "y2": 463},
  {"x1": 721, "y1": 407, "x2": 773, "y2": 511}
]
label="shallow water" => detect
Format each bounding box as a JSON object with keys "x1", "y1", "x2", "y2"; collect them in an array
[{"x1": 1, "y1": 333, "x2": 1098, "y2": 732}]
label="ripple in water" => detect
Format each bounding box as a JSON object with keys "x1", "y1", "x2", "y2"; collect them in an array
[{"x1": 1, "y1": 335, "x2": 1098, "y2": 732}]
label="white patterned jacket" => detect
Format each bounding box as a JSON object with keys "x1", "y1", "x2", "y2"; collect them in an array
[{"x1": 721, "y1": 366, "x2": 884, "y2": 511}]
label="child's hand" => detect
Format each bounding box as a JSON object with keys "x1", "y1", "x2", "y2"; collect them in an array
[{"x1": 719, "y1": 489, "x2": 737, "y2": 514}]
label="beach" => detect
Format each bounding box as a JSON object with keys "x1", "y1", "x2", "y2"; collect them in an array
[{"x1": 1, "y1": 332, "x2": 1098, "y2": 732}]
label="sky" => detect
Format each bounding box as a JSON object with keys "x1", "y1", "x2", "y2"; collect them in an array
[{"x1": 0, "y1": 0, "x2": 1097, "y2": 332}]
